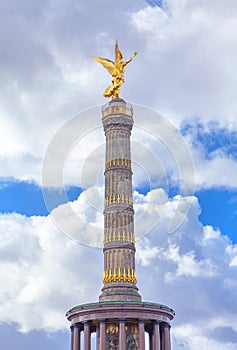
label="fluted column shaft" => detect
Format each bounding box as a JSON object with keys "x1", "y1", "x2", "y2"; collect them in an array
[
  {"x1": 119, "y1": 319, "x2": 126, "y2": 350},
  {"x1": 138, "y1": 319, "x2": 145, "y2": 350},
  {"x1": 71, "y1": 325, "x2": 81, "y2": 350},
  {"x1": 153, "y1": 321, "x2": 161, "y2": 350},
  {"x1": 163, "y1": 323, "x2": 171, "y2": 350},
  {"x1": 99, "y1": 319, "x2": 106, "y2": 350},
  {"x1": 100, "y1": 99, "x2": 141, "y2": 302},
  {"x1": 149, "y1": 330, "x2": 154, "y2": 350},
  {"x1": 160, "y1": 323, "x2": 171, "y2": 350},
  {"x1": 84, "y1": 322, "x2": 90, "y2": 350},
  {"x1": 71, "y1": 325, "x2": 74, "y2": 350}
]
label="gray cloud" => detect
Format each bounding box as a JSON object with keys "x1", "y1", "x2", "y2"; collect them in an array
[
  {"x1": 0, "y1": 192, "x2": 236, "y2": 349},
  {"x1": 0, "y1": 1, "x2": 237, "y2": 348},
  {"x1": 0, "y1": 0, "x2": 237, "y2": 187}
]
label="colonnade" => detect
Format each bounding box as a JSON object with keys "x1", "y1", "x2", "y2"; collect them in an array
[{"x1": 70, "y1": 318, "x2": 171, "y2": 350}]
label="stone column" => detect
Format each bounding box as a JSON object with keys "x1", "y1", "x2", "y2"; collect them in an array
[
  {"x1": 149, "y1": 329, "x2": 153, "y2": 350},
  {"x1": 163, "y1": 323, "x2": 171, "y2": 350},
  {"x1": 71, "y1": 325, "x2": 74, "y2": 350},
  {"x1": 70, "y1": 325, "x2": 74, "y2": 350},
  {"x1": 138, "y1": 319, "x2": 145, "y2": 350},
  {"x1": 160, "y1": 323, "x2": 165, "y2": 350},
  {"x1": 71, "y1": 324, "x2": 81, "y2": 350},
  {"x1": 153, "y1": 321, "x2": 161, "y2": 350},
  {"x1": 119, "y1": 318, "x2": 126, "y2": 350},
  {"x1": 99, "y1": 319, "x2": 106, "y2": 350},
  {"x1": 100, "y1": 99, "x2": 141, "y2": 303},
  {"x1": 83, "y1": 321, "x2": 91, "y2": 350}
]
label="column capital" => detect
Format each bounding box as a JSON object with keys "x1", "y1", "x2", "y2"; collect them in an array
[
  {"x1": 138, "y1": 318, "x2": 145, "y2": 323},
  {"x1": 82, "y1": 320, "x2": 91, "y2": 325},
  {"x1": 71, "y1": 323, "x2": 82, "y2": 330},
  {"x1": 162, "y1": 322, "x2": 171, "y2": 329},
  {"x1": 154, "y1": 320, "x2": 162, "y2": 325},
  {"x1": 118, "y1": 317, "x2": 126, "y2": 322},
  {"x1": 98, "y1": 318, "x2": 106, "y2": 323}
]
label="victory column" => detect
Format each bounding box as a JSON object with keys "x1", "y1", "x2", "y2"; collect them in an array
[{"x1": 66, "y1": 42, "x2": 174, "y2": 350}]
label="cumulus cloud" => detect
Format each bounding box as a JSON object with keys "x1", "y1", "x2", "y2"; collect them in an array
[
  {"x1": 0, "y1": 0, "x2": 237, "y2": 187},
  {"x1": 136, "y1": 192, "x2": 237, "y2": 349},
  {"x1": 131, "y1": 1, "x2": 237, "y2": 125},
  {"x1": 0, "y1": 212, "x2": 102, "y2": 332},
  {"x1": 181, "y1": 121, "x2": 237, "y2": 189},
  {"x1": 0, "y1": 188, "x2": 237, "y2": 350},
  {"x1": 1, "y1": 1, "x2": 237, "y2": 349}
]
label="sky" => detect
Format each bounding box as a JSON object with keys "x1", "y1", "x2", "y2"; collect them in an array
[{"x1": 0, "y1": 0, "x2": 237, "y2": 349}]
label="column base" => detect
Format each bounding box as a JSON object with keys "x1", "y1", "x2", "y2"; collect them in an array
[{"x1": 99, "y1": 284, "x2": 142, "y2": 302}]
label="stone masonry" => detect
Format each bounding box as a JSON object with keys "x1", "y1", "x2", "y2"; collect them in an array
[{"x1": 66, "y1": 98, "x2": 175, "y2": 350}]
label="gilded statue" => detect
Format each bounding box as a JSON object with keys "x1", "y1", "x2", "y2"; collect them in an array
[{"x1": 92, "y1": 41, "x2": 137, "y2": 99}]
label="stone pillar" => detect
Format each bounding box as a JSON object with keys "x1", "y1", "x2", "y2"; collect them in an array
[
  {"x1": 99, "y1": 319, "x2": 106, "y2": 350},
  {"x1": 160, "y1": 323, "x2": 165, "y2": 350},
  {"x1": 119, "y1": 318, "x2": 126, "y2": 350},
  {"x1": 149, "y1": 329, "x2": 153, "y2": 350},
  {"x1": 71, "y1": 324, "x2": 81, "y2": 350},
  {"x1": 100, "y1": 99, "x2": 141, "y2": 303},
  {"x1": 70, "y1": 325, "x2": 74, "y2": 350},
  {"x1": 163, "y1": 323, "x2": 171, "y2": 350},
  {"x1": 153, "y1": 321, "x2": 161, "y2": 350},
  {"x1": 71, "y1": 325, "x2": 74, "y2": 350},
  {"x1": 138, "y1": 319, "x2": 145, "y2": 350},
  {"x1": 84, "y1": 321, "x2": 91, "y2": 350}
]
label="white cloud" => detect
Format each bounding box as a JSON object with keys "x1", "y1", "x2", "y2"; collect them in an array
[
  {"x1": 0, "y1": 189, "x2": 236, "y2": 349},
  {"x1": 131, "y1": 1, "x2": 237, "y2": 125},
  {"x1": 0, "y1": 212, "x2": 102, "y2": 333},
  {"x1": 163, "y1": 245, "x2": 217, "y2": 281},
  {"x1": 179, "y1": 130, "x2": 237, "y2": 189},
  {"x1": 135, "y1": 191, "x2": 237, "y2": 349},
  {"x1": 173, "y1": 323, "x2": 237, "y2": 350},
  {"x1": 0, "y1": 1, "x2": 237, "y2": 348},
  {"x1": 136, "y1": 237, "x2": 159, "y2": 266},
  {"x1": 0, "y1": 0, "x2": 236, "y2": 188}
]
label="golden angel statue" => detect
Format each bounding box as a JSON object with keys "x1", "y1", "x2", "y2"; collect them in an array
[{"x1": 92, "y1": 41, "x2": 137, "y2": 99}]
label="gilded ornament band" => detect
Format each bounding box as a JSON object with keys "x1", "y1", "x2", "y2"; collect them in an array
[
  {"x1": 104, "y1": 194, "x2": 133, "y2": 206},
  {"x1": 105, "y1": 158, "x2": 132, "y2": 170},
  {"x1": 104, "y1": 231, "x2": 135, "y2": 244},
  {"x1": 103, "y1": 268, "x2": 137, "y2": 284}
]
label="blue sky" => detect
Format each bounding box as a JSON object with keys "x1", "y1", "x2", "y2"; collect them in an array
[
  {"x1": 0, "y1": 1, "x2": 237, "y2": 350},
  {"x1": 1, "y1": 181, "x2": 236, "y2": 244},
  {"x1": 0, "y1": 325, "x2": 70, "y2": 350},
  {"x1": 0, "y1": 180, "x2": 81, "y2": 216}
]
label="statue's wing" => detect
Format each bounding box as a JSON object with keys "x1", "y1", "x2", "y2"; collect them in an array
[
  {"x1": 115, "y1": 41, "x2": 123, "y2": 64},
  {"x1": 92, "y1": 56, "x2": 115, "y2": 75}
]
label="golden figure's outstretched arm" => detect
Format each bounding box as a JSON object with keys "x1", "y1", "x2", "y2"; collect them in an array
[
  {"x1": 123, "y1": 52, "x2": 138, "y2": 67},
  {"x1": 92, "y1": 56, "x2": 115, "y2": 75}
]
